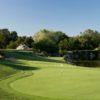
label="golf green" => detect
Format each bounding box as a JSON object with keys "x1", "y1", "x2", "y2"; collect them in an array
[{"x1": 10, "y1": 59, "x2": 100, "y2": 100}]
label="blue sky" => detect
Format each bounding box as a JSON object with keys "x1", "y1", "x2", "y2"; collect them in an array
[{"x1": 0, "y1": 0, "x2": 100, "y2": 36}]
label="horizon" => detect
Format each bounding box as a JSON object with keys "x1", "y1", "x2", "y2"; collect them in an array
[{"x1": 0, "y1": 0, "x2": 100, "y2": 36}]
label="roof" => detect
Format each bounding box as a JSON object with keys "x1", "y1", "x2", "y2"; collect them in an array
[{"x1": 16, "y1": 44, "x2": 31, "y2": 50}]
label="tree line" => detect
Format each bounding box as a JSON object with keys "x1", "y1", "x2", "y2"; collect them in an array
[
  {"x1": 0, "y1": 28, "x2": 100, "y2": 56},
  {"x1": 0, "y1": 29, "x2": 34, "y2": 49}
]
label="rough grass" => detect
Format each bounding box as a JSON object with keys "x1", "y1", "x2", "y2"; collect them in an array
[{"x1": 0, "y1": 50, "x2": 100, "y2": 100}]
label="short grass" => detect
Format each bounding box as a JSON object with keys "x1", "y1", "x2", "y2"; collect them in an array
[{"x1": 0, "y1": 50, "x2": 100, "y2": 100}]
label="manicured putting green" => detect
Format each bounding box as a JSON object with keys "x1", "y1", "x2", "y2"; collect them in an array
[{"x1": 10, "y1": 59, "x2": 100, "y2": 100}]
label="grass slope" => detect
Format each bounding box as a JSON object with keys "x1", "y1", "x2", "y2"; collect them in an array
[
  {"x1": 0, "y1": 50, "x2": 59, "y2": 100},
  {"x1": 0, "y1": 50, "x2": 100, "y2": 100}
]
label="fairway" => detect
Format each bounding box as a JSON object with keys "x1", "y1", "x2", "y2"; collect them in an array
[{"x1": 10, "y1": 58, "x2": 100, "y2": 100}]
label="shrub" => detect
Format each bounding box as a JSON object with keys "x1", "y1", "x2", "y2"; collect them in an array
[{"x1": 64, "y1": 50, "x2": 100, "y2": 64}]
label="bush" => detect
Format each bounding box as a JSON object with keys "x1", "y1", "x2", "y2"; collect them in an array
[
  {"x1": 0, "y1": 50, "x2": 5, "y2": 60},
  {"x1": 64, "y1": 50, "x2": 100, "y2": 64},
  {"x1": 6, "y1": 41, "x2": 17, "y2": 49}
]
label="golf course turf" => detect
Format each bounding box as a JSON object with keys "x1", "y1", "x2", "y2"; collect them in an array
[{"x1": 0, "y1": 51, "x2": 100, "y2": 100}]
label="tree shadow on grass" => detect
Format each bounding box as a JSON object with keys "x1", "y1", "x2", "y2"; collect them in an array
[
  {"x1": 24, "y1": 56, "x2": 64, "y2": 63},
  {"x1": 4, "y1": 50, "x2": 64, "y2": 63},
  {"x1": 0, "y1": 60, "x2": 39, "y2": 71}
]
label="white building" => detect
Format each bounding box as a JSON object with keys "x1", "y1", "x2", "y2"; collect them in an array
[{"x1": 16, "y1": 44, "x2": 32, "y2": 50}]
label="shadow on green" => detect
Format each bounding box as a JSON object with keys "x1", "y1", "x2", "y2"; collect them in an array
[
  {"x1": 0, "y1": 60, "x2": 39, "y2": 71},
  {"x1": 4, "y1": 50, "x2": 64, "y2": 63}
]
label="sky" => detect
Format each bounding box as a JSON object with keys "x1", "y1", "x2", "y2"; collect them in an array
[{"x1": 0, "y1": 0, "x2": 100, "y2": 36}]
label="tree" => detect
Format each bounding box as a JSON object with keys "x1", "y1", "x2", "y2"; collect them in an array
[
  {"x1": 6, "y1": 41, "x2": 17, "y2": 49},
  {"x1": 33, "y1": 39, "x2": 58, "y2": 56},
  {"x1": 78, "y1": 29, "x2": 100, "y2": 50},
  {"x1": 33, "y1": 29, "x2": 68, "y2": 43},
  {"x1": 15, "y1": 36, "x2": 26, "y2": 46},
  {"x1": 0, "y1": 29, "x2": 11, "y2": 48},
  {"x1": 24, "y1": 37, "x2": 34, "y2": 48},
  {"x1": 0, "y1": 29, "x2": 18, "y2": 49},
  {"x1": 33, "y1": 29, "x2": 68, "y2": 55},
  {"x1": 10, "y1": 31, "x2": 18, "y2": 41},
  {"x1": 58, "y1": 39, "x2": 68, "y2": 56}
]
